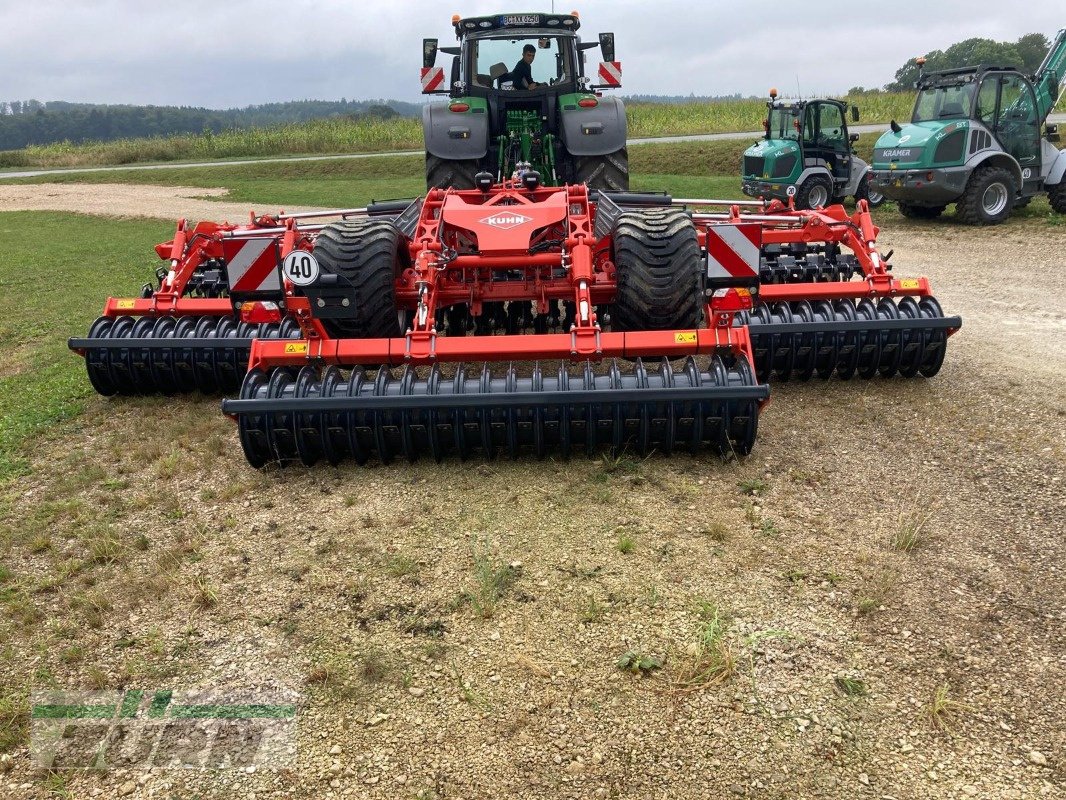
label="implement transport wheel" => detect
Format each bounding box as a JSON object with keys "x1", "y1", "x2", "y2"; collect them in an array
[
  {"x1": 313, "y1": 219, "x2": 406, "y2": 339},
  {"x1": 955, "y1": 165, "x2": 1015, "y2": 225},
  {"x1": 795, "y1": 175, "x2": 832, "y2": 210},
  {"x1": 1048, "y1": 181, "x2": 1066, "y2": 214},
  {"x1": 573, "y1": 147, "x2": 630, "y2": 191},
  {"x1": 898, "y1": 202, "x2": 945, "y2": 220},
  {"x1": 425, "y1": 154, "x2": 479, "y2": 190},
  {"x1": 611, "y1": 208, "x2": 702, "y2": 331}
]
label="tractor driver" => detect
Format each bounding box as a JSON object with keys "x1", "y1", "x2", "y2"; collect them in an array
[{"x1": 507, "y1": 44, "x2": 542, "y2": 90}]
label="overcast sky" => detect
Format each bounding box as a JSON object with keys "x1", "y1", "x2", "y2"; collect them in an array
[{"x1": 0, "y1": 0, "x2": 1061, "y2": 108}]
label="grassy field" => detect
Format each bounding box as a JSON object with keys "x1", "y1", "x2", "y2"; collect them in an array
[{"x1": 0, "y1": 95, "x2": 913, "y2": 170}]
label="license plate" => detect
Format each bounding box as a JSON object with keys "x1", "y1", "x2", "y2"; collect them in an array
[{"x1": 502, "y1": 14, "x2": 539, "y2": 25}]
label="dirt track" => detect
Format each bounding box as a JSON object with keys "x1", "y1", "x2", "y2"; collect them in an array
[{"x1": 1, "y1": 185, "x2": 1064, "y2": 799}]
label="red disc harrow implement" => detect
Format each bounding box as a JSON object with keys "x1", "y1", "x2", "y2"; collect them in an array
[{"x1": 220, "y1": 182, "x2": 769, "y2": 466}]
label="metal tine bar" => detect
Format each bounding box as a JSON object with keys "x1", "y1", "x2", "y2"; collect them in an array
[
  {"x1": 673, "y1": 198, "x2": 767, "y2": 207},
  {"x1": 277, "y1": 208, "x2": 370, "y2": 220},
  {"x1": 691, "y1": 213, "x2": 812, "y2": 224},
  {"x1": 222, "y1": 224, "x2": 328, "y2": 238}
]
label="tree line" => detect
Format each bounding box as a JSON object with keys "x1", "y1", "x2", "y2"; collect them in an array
[
  {"x1": 0, "y1": 99, "x2": 423, "y2": 150},
  {"x1": 849, "y1": 32, "x2": 1053, "y2": 94}
]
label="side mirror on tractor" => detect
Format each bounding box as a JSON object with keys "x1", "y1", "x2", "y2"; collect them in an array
[
  {"x1": 1048, "y1": 124, "x2": 1061, "y2": 143},
  {"x1": 423, "y1": 38, "x2": 438, "y2": 69},
  {"x1": 599, "y1": 32, "x2": 615, "y2": 63},
  {"x1": 851, "y1": 105, "x2": 860, "y2": 122},
  {"x1": 849, "y1": 133, "x2": 859, "y2": 143}
]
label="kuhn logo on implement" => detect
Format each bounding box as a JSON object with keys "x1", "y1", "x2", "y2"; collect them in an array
[{"x1": 480, "y1": 213, "x2": 531, "y2": 229}]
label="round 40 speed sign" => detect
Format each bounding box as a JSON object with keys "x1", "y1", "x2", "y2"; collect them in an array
[{"x1": 283, "y1": 251, "x2": 320, "y2": 286}]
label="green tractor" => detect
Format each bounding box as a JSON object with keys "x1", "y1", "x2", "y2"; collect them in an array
[
  {"x1": 420, "y1": 11, "x2": 628, "y2": 190},
  {"x1": 871, "y1": 28, "x2": 1066, "y2": 224},
  {"x1": 741, "y1": 91, "x2": 883, "y2": 210}
]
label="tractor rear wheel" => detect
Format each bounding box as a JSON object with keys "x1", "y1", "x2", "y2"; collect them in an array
[
  {"x1": 955, "y1": 165, "x2": 1015, "y2": 225},
  {"x1": 898, "y1": 202, "x2": 945, "y2": 220},
  {"x1": 611, "y1": 208, "x2": 702, "y2": 331},
  {"x1": 1048, "y1": 181, "x2": 1066, "y2": 214},
  {"x1": 795, "y1": 175, "x2": 833, "y2": 210},
  {"x1": 574, "y1": 148, "x2": 629, "y2": 191},
  {"x1": 426, "y1": 155, "x2": 479, "y2": 190},
  {"x1": 313, "y1": 219, "x2": 405, "y2": 339}
]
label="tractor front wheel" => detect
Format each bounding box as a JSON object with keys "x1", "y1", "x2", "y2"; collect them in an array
[
  {"x1": 611, "y1": 208, "x2": 702, "y2": 331},
  {"x1": 1048, "y1": 181, "x2": 1066, "y2": 214},
  {"x1": 898, "y1": 202, "x2": 945, "y2": 220},
  {"x1": 573, "y1": 148, "x2": 630, "y2": 191},
  {"x1": 955, "y1": 165, "x2": 1015, "y2": 225},
  {"x1": 795, "y1": 175, "x2": 833, "y2": 210},
  {"x1": 425, "y1": 155, "x2": 480, "y2": 190},
  {"x1": 313, "y1": 219, "x2": 405, "y2": 339}
]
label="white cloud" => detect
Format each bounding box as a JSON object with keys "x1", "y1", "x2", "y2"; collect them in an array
[{"x1": 0, "y1": 0, "x2": 1061, "y2": 106}]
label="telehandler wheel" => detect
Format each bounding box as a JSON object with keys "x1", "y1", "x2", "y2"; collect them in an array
[
  {"x1": 855, "y1": 177, "x2": 886, "y2": 208},
  {"x1": 425, "y1": 155, "x2": 480, "y2": 190},
  {"x1": 898, "y1": 202, "x2": 946, "y2": 220},
  {"x1": 795, "y1": 175, "x2": 832, "y2": 210},
  {"x1": 955, "y1": 165, "x2": 1015, "y2": 225},
  {"x1": 574, "y1": 147, "x2": 630, "y2": 191},
  {"x1": 1048, "y1": 181, "x2": 1066, "y2": 214},
  {"x1": 611, "y1": 208, "x2": 702, "y2": 331},
  {"x1": 313, "y1": 219, "x2": 406, "y2": 339}
]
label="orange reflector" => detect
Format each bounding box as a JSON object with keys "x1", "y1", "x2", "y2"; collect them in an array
[
  {"x1": 926, "y1": 171, "x2": 934, "y2": 181},
  {"x1": 449, "y1": 102, "x2": 470, "y2": 113},
  {"x1": 577, "y1": 97, "x2": 598, "y2": 108},
  {"x1": 452, "y1": 14, "x2": 460, "y2": 23}
]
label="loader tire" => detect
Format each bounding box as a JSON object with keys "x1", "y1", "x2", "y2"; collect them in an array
[
  {"x1": 1048, "y1": 181, "x2": 1066, "y2": 214},
  {"x1": 574, "y1": 147, "x2": 630, "y2": 191},
  {"x1": 795, "y1": 174, "x2": 833, "y2": 210},
  {"x1": 898, "y1": 202, "x2": 945, "y2": 220},
  {"x1": 611, "y1": 208, "x2": 702, "y2": 331},
  {"x1": 955, "y1": 165, "x2": 1015, "y2": 225},
  {"x1": 313, "y1": 219, "x2": 405, "y2": 339},
  {"x1": 426, "y1": 155, "x2": 479, "y2": 190},
  {"x1": 855, "y1": 176, "x2": 886, "y2": 208}
]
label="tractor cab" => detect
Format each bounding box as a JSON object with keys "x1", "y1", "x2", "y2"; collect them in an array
[
  {"x1": 421, "y1": 11, "x2": 628, "y2": 190},
  {"x1": 742, "y1": 93, "x2": 872, "y2": 209}
]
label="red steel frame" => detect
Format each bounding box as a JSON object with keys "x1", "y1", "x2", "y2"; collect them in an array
[{"x1": 243, "y1": 182, "x2": 759, "y2": 375}]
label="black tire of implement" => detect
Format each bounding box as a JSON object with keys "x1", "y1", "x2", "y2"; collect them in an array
[
  {"x1": 425, "y1": 154, "x2": 479, "y2": 190},
  {"x1": 1048, "y1": 181, "x2": 1066, "y2": 214},
  {"x1": 898, "y1": 202, "x2": 946, "y2": 220},
  {"x1": 955, "y1": 165, "x2": 1015, "y2": 225},
  {"x1": 795, "y1": 174, "x2": 833, "y2": 210},
  {"x1": 573, "y1": 147, "x2": 630, "y2": 191},
  {"x1": 610, "y1": 208, "x2": 702, "y2": 331},
  {"x1": 312, "y1": 219, "x2": 406, "y2": 339}
]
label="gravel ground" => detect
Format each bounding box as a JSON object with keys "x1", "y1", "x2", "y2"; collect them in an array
[{"x1": 0, "y1": 185, "x2": 1063, "y2": 799}]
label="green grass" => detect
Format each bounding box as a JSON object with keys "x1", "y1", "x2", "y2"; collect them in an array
[{"x1": 0, "y1": 212, "x2": 171, "y2": 480}]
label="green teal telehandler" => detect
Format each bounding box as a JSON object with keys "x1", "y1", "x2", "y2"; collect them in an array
[
  {"x1": 420, "y1": 11, "x2": 627, "y2": 190},
  {"x1": 871, "y1": 28, "x2": 1066, "y2": 224},
  {"x1": 741, "y1": 91, "x2": 884, "y2": 210}
]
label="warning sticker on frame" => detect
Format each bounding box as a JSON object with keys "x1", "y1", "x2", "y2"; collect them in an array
[
  {"x1": 115, "y1": 299, "x2": 136, "y2": 309},
  {"x1": 674, "y1": 331, "x2": 697, "y2": 344},
  {"x1": 898, "y1": 279, "x2": 921, "y2": 290},
  {"x1": 284, "y1": 343, "x2": 308, "y2": 355}
]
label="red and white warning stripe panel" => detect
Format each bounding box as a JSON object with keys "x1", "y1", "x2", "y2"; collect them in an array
[
  {"x1": 598, "y1": 61, "x2": 622, "y2": 87},
  {"x1": 421, "y1": 66, "x2": 446, "y2": 93},
  {"x1": 706, "y1": 223, "x2": 762, "y2": 283},
  {"x1": 223, "y1": 238, "x2": 282, "y2": 293}
]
